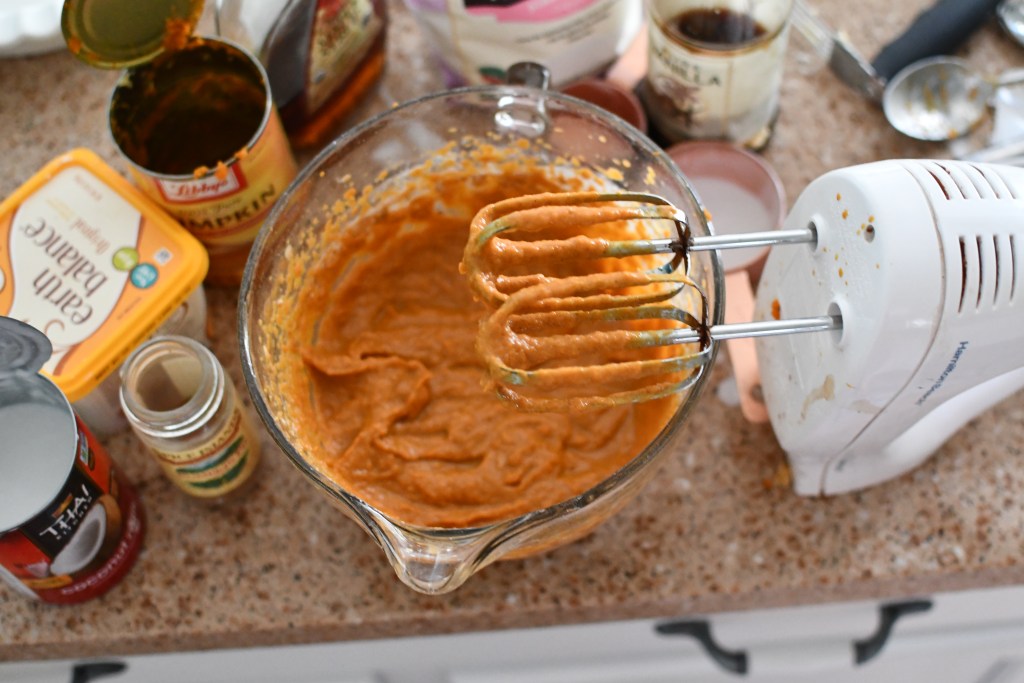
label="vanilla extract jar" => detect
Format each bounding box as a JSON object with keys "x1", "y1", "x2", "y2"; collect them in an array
[
  {"x1": 642, "y1": 0, "x2": 794, "y2": 150},
  {"x1": 61, "y1": 0, "x2": 299, "y2": 287}
]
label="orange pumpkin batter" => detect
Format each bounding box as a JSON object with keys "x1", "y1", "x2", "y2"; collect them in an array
[{"x1": 280, "y1": 143, "x2": 679, "y2": 528}]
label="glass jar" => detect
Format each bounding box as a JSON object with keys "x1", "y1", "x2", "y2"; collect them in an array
[
  {"x1": 641, "y1": 0, "x2": 795, "y2": 150},
  {"x1": 119, "y1": 336, "x2": 261, "y2": 501}
]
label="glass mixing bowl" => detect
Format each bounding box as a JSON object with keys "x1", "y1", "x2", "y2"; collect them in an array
[{"x1": 238, "y1": 84, "x2": 724, "y2": 594}]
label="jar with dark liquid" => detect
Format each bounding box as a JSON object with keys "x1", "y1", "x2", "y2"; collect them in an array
[
  {"x1": 671, "y1": 7, "x2": 767, "y2": 44},
  {"x1": 642, "y1": 0, "x2": 794, "y2": 149}
]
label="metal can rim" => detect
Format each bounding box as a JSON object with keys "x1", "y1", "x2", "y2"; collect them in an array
[{"x1": 106, "y1": 37, "x2": 275, "y2": 182}]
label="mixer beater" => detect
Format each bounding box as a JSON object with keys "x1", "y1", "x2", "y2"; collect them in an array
[{"x1": 461, "y1": 191, "x2": 840, "y2": 411}]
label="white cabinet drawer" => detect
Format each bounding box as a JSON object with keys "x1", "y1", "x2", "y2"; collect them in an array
[{"x1": 5, "y1": 584, "x2": 1024, "y2": 683}]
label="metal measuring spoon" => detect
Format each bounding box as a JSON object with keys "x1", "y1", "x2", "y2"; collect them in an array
[
  {"x1": 882, "y1": 56, "x2": 1024, "y2": 141},
  {"x1": 997, "y1": 0, "x2": 1024, "y2": 47}
]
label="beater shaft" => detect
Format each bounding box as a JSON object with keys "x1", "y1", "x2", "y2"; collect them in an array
[
  {"x1": 690, "y1": 226, "x2": 817, "y2": 252},
  {"x1": 703, "y1": 315, "x2": 841, "y2": 342},
  {"x1": 603, "y1": 226, "x2": 815, "y2": 258},
  {"x1": 616, "y1": 314, "x2": 841, "y2": 349}
]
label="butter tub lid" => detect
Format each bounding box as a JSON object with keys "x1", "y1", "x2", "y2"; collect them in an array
[{"x1": 0, "y1": 148, "x2": 209, "y2": 402}]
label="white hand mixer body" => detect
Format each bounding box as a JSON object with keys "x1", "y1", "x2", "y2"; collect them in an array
[{"x1": 754, "y1": 159, "x2": 1024, "y2": 496}]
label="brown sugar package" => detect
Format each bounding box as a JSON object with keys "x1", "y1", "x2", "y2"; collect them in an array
[{"x1": 404, "y1": 0, "x2": 643, "y2": 87}]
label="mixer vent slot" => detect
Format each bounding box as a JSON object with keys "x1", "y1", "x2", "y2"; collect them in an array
[
  {"x1": 1012, "y1": 234, "x2": 1020, "y2": 301},
  {"x1": 927, "y1": 162, "x2": 1012, "y2": 200},
  {"x1": 937, "y1": 163, "x2": 971, "y2": 199},
  {"x1": 986, "y1": 236, "x2": 996, "y2": 307},
  {"x1": 959, "y1": 237, "x2": 968, "y2": 312},
  {"x1": 990, "y1": 233, "x2": 1018, "y2": 306},
  {"x1": 958, "y1": 234, "x2": 1015, "y2": 313},
  {"x1": 928, "y1": 170, "x2": 953, "y2": 200},
  {"x1": 968, "y1": 163, "x2": 1018, "y2": 199}
]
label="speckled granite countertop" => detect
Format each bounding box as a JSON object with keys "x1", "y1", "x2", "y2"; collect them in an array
[{"x1": 2, "y1": 0, "x2": 1024, "y2": 664}]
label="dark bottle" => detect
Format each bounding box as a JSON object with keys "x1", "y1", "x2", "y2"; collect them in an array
[{"x1": 259, "y1": 0, "x2": 388, "y2": 149}]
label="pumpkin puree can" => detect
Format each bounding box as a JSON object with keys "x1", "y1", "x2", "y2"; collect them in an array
[{"x1": 62, "y1": 0, "x2": 298, "y2": 286}]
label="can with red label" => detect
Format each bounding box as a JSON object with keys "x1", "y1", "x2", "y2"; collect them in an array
[
  {"x1": 62, "y1": 0, "x2": 299, "y2": 287},
  {"x1": 0, "y1": 317, "x2": 144, "y2": 603}
]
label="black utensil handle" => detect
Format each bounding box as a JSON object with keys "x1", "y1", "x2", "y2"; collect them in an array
[
  {"x1": 70, "y1": 661, "x2": 127, "y2": 683},
  {"x1": 871, "y1": 0, "x2": 1002, "y2": 81}
]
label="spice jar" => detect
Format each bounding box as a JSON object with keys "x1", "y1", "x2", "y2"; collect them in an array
[
  {"x1": 119, "y1": 336, "x2": 261, "y2": 501},
  {"x1": 61, "y1": 0, "x2": 299, "y2": 288}
]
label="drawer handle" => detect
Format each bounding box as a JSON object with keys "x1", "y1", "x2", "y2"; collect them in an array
[
  {"x1": 854, "y1": 599, "x2": 933, "y2": 664},
  {"x1": 655, "y1": 620, "x2": 748, "y2": 674},
  {"x1": 70, "y1": 661, "x2": 127, "y2": 683},
  {"x1": 657, "y1": 599, "x2": 934, "y2": 675}
]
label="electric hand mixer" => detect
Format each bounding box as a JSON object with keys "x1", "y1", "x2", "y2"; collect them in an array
[{"x1": 462, "y1": 159, "x2": 1024, "y2": 496}]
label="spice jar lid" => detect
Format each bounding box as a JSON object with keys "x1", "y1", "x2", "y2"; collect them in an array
[
  {"x1": 0, "y1": 317, "x2": 53, "y2": 376},
  {"x1": 61, "y1": 0, "x2": 204, "y2": 69}
]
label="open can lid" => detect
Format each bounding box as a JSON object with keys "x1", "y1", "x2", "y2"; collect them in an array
[
  {"x1": 61, "y1": 0, "x2": 205, "y2": 69},
  {"x1": 0, "y1": 317, "x2": 53, "y2": 376}
]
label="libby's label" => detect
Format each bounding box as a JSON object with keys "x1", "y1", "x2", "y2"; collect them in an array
[
  {"x1": 149, "y1": 407, "x2": 261, "y2": 498},
  {"x1": 0, "y1": 166, "x2": 183, "y2": 382},
  {"x1": 155, "y1": 165, "x2": 246, "y2": 204},
  {"x1": 644, "y1": 3, "x2": 790, "y2": 146},
  {"x1": 0, "y1": 414, "x2": 144, "y2": 604},
  {"x1": 129, "y1": 108, "x2": 298, "y2": 249}
]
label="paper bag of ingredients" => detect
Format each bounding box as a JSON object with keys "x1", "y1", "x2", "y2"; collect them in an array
[{"x1": 404, "y1": 0, "x2": 643, "y2": 87}]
